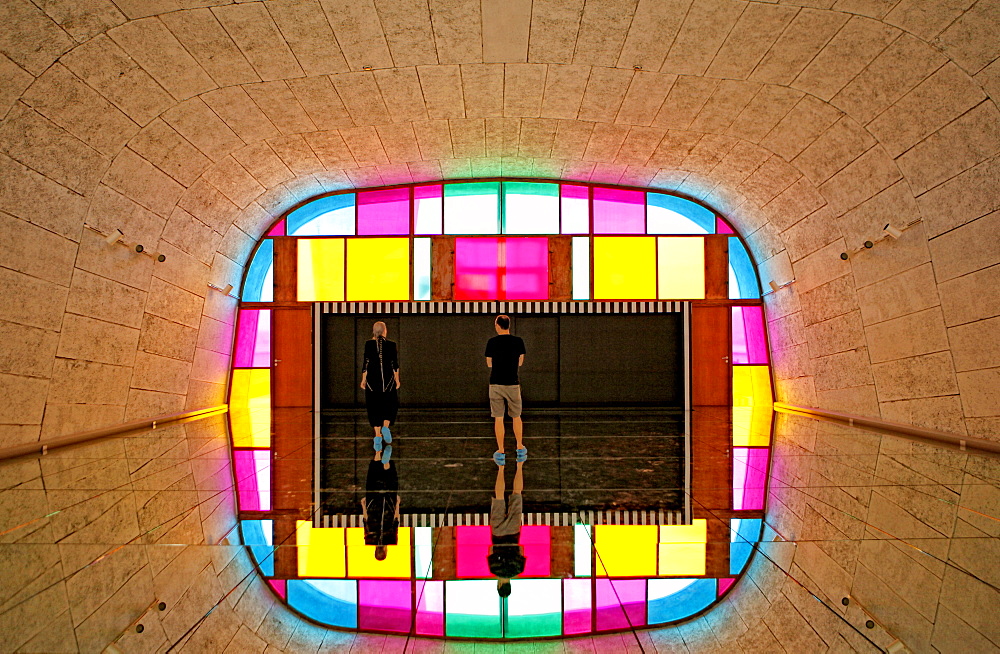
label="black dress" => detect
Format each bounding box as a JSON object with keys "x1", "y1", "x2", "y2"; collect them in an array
[{"x1": 362, "y1": 337, "x2": 399, "y2": 427}]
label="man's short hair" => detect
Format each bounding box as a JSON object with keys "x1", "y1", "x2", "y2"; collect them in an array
[
  {"x1": 495, "y1": 315, "x2": 510, "y2": 330},
  {"x1": 497, "y1": 580, "x2": 512, "y2": 598}
]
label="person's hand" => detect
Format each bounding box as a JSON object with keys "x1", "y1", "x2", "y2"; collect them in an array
[
  {"x1": 360, "y1": 381, "x2": 365, "y2": 389},
  {"x1": 395, "y1": 380, "x2": 401, "y2": 389}
]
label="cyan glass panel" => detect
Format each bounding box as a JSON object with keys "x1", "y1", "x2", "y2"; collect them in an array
[
  {"x1": 241, "y1": 519, "x2": 274, "y2": 576},
  {"x1": 729, "y1": 237, "x2": 760, "y2": 299},
  {"x1": 444, "y1": 182, "x2": 500, "y2": 234},
  {"x1": 502, "y1": 181, "x2": 559, "y2": 234},
  {"x1": 287, "y1": 579, "x2": 358, "y2": 628},
  {"x1": 414, "y1": 238, "x2": 431, "y2": 301},
  {"x1": 647, "y1": 579, "x2": 716, "y2": 623},
  {"x1": 646, "y1": 193, "x2": 715, "y2": 234},
  {"x1": 729, "y1": 518, "x2": 762, "y2": 575},
  {"x1": 242, "y1": 239, "x2": 273, "y2": 302},
  {"x1": 288, "y1": 194, "x2": 356, "y2": 236}
]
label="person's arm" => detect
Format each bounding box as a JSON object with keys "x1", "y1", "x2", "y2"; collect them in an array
[
  {"x1": 360, "y1": 343, "x2": 369, "y2": 389},
  {"x1": 360, "y1": 498, "x2": 367, "y2": 520},
  {"x1": 392, "y1": 344, "x2": 400, "y2": 388},
  {"x1": 394, "y1": 495, "x2": 400, "y2": 520},
  {"x1": 518, "y1": 354, "x2": 524, "y2": 367},
  {"x1": 360, "y1": 371, "x2": 367, "y2": 390},
  {"x1": 486, "y1": 357, "x2": 492, "y2": 368}
]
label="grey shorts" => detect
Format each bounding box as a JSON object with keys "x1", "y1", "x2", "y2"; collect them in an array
[
  {"x1": 489, "y1": 384, "x2": 522, "y2": 418},
  {"x1": 490, "y1": 494, "x2": 523, "y2": 537}
]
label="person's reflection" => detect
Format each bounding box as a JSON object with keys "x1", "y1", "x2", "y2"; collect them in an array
[
  {"x1": 360, "y1": 447, "x2": 399, "y2": 560},
  {"x1": 488, "y1": 459, "x2": 526, "y2": 597}
]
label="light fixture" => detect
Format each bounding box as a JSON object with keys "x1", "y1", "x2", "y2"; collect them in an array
[
  {"x1": 840, "y1": 252, "x2": 849, "y2": 260},
  {"x1": 104, "y1": 228, "x2": 123, "y2": 245},
  {"x1": 764, "y1": 278, "x2": 795, "y2": 295},
  {"x1": 883, "y1": 223, "x2": 903, "y2": 239},
  {"x1": 208, "y1": 282, "x2": 238, "y2": 299}
]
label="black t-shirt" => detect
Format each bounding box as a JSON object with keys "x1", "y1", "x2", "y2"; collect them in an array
[
  {"x1": 487, "y1": 544, "x2": 526, "y2": 578},
  {"x1": 364, "y1": 460, "x2": 399, "y2": 546},
  {"x1": 485, "y1": 335, "x2": 525, "y2": 385}
]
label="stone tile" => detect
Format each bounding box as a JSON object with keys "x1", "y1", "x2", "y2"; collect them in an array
[
  {"x1": 145, "y1": 276, "x2": 204, "y2": 329},
  {"x1": 880, "y1": 394, "x2": 968, "y2": 434},
  {"x1": 0, "y1": 581, "x2": 74, "y2": 652},
  {"x1": 103, "y1": 148, "x2": 184, "y2": 220},
  {"x1": 750, "y1": 8, "x2": 848, "y2": 86},
  {"x1": 931, "y1": 605, "x2": 1000, "y2": 654},
  {"x1": 125, "y1": 388, "x2": 186, "y2": 421},
  {"x1": 0, "y1": 54, "x2": 32, "y2": 121},
  {"x1": 267, "y1": 0, "x2": 350, "y2": 76},
  {"x1": 65, "y1": 270, "x2": 146, "y2": 333},
  {"x1": 0, "y1": 0, "x2": 73, "y2": 76},
  {"x1": 128, "y1": 119, "x2": 213, "y2": 188},
  {"x1": 0, "y1": 210, "x2": 77, "y2": 287},
  {"x1": 819, "y1": 146, "x2": 902, "y2": 218},
  {"x1": 948, "y1": 315, "x2": 1000, "y2": 372},
  {"x1": 865, "y1": 306, "x2": 949, "y2": 364},
  {"x1": 202, "y1": 156, "x2": 267, "y2": 210},
  {"x1": 108, "y1": 17, "x2": 217, "y2": 101},
  {"x1": 414, "y1": 65, "x2": 464, "y2": 121},
  {"x1": 372, "y1": 68, "x2": 428, "y2": 125},
  {"x1": 813, "y1": 346, "x2": 874, "y2": 392},
  {"x1": 160, "y1": 207, "x2": 222, "y2": 267},
  {"x1": 57, "y1": 313, "x2": 140, "y2": 367},
  {"x1": 857, "y1": 262, "x2": 940, "y2": 326},
  {"x1": 661, "y1": 0, "x2": 744, "y2": 77},
  {"x1": 243, "y1": 80, "x2": 318, "y2": 136},
  {"x1": 232, "y1": 145, "x2": 294, "y2": 192},
  {"x1": 792, "y1": 15, "x2": 898, "y2": 101},
  {"x1": 939, "y1": 263, "x2": 1000, "y2": 327},
  {"x1": 162, "y1": 97, "x2": 246, "y2": 163},
  {"x1": 780, "y1": 207, "x2": 839, "y2": 264},
  {"x1": 201, "y1": 86, "x2": 280, "y2": 145},
  {"x1": 651, "y1": 75, "x2": 719, "y2": 130},
  {"x1": 331, "y1": 71, "x2": 392, "y2": 125},
  {"x1": 614, "y1": 71, "x2": 675, "y2": 127},
  {"x1": 615, "y1": 0, "x2": 686, "y2": 72},
  {"x1": 152, "y1": 241, "x2": 211, "y2": 299},
  {"x1": 737, "y1": 155, "x2": 800, "y2": 208},
  {"x1": 460, "y1": 63, "x2": 504, "y2": 119},
  {"x1": 374, "y1": 0, "x2": 437, "y2": 68},
  {"x1": 760, "y1": 95, "x2": 842, "y2": 161},
  {"x1": 581, "y1": 123, "x2": 628, "y2": 163},
  {"x1": 177, "y1": 178, "x2": 241, "y2": 235},
  {"x1": 567, "y1": 0, "x2": 635, "y2": 67},
  {"x1": 935, "y1": 0, "x2": 1000, "y2": 75},
  {"x1": 928, "y1": 210, "x2": 1000, "y2": 282},
  {"x1": 212, "y1": 3, "x2": 304, "y2": 82},
  {"x1": 792, "y1": 117, "x2": 875, "y2": 186},
  {"x1": 87, "y1": 183, "x2": 167, "y2": 249},
  {"x1": 516, "y1": 119, "x2": 556, "y2": 159},
  {"x1": 72, "y1": 556, "x2": 156, "y2": 652},
  {"x1": 577, "y1": 66, "x2": 633, "y2": 124},
  {"x1": 706, "y1": 2, "x2": 798, "y2": 80},
  {"x1": 689, "y1": 80, "x2": 762, "y2": 134},
  {"x1": 137, "y1": 313, "x2": 198, "y2": 363},
  {"x1": 47, "y1": 358, "x2": 131, "y2": 405},
  {"x1": 872, "y1": 351, "x2": 960, "y2": 401},
  {"x1": 536, "y1": 64, "x2": 588, "y2": 120},
  {"x1": 502, "y1": 63, "x2": 545, "y2": 118},
  {"x1": 0, "y1": 319, "x2": 56, "y2": 381},
  {"x1": 805, "y1": 309, "x2": 865, "y2": 359},
  {"x1": 427, "y1": 0, "x2": 482, "y2": 65},
  {"x1": 884, "y1": 0, "x2": 975, "y2": 41},
  {"x1": 0, "y1": 265, "x2": 69, "y2": 331},
  {"x1": 0, "y1": 153, "x2": 88, "y2": 240},
  {"x1": 527, "y1": 0, "x2": 584, "y2": 64},
  {"x1": 956, "y1": 367, "x2": 1000, "y2": 418},
  {"x1": 413, "y1": 120, "x2": 454, "y2": 159},
  {"x1": 481, "y1": 0, "x2": 530, "y2": 63},
  {"x1": 160, "y1": 8, "x2": 260, "y2": 87},
  {"x1": 917, "y1": 157, "x2": 1000, "y2": 238},
  {"x1": 0, "y1": 372, "x2": 48, "y2": 425},
  {"x1": 791, "y1": 239, "x2": 851, "y2": 294}
]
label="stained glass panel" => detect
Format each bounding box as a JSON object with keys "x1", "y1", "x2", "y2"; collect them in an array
[
  {"x1": 414, "y1": 184, "x2": 443, "y2": 235},
  {"x1": 596, "y1": 579, "x2": 645, "y2": 630},
  {"x1": 297, "y1": 239, "x2": 344, "y2": 301},
  {"x1": 593, "y1": 237, "x2": 656, "y2": 300},
  {"x1": 506, "y1": 579, "x2": 562, "y2": 638},
  {"x1": 288, "y1": 194, "x2": 355, "y2": 236},
  {"x1": 505, "y1": 237, "x2": 549, "y2": 300},
  {"x1": 647, "y1": 579, "x2": 715, "y2": 623},
  {"x1": 647, "y1": 194, "x2": 714, "y2": 234},
  {"x1": 733, "y1": 447, "x2": 768, "y2": 511},
  {"x1": 593, "y1": 187, "x2": 644, "y2": 234},
  {"x1": 732, "y1": 306, "x2": 768, "y2": 364},
  {"x1": 234, "y1": 309, "x2": 270, "y2": 368},
  {"x1": 657, "y1": 236, "x2": 705, "y2": 299},
  {"x1": 445, "y1": 580, "x2": 502, "y2": 638},
  {"x1": 287, "y1": 580, "x2": 357, "y2": 628},
  {"x1": 242, "y1": 239, "x2": 273, "y2": 302},
  {"x1": 657, "y1": 521, "x2": 707, "y2": 576},
  {"x1": 454, "y1": 238, "x2": 499, "y2": 300},
  {"x1": 358, "y1": 187, "x2": 410, "y2": 235},
  {"x1": 358, "y1": 580, "x2": 412, "y2": 632},
  {"x1": 296, "y1": 522, "x2": 346, "y2": 578},
  {"x1": 561, "y1": 184, "x2": 589, "y2": 234},
  {"x1": 346, "y1": 238, "x2": 410, "y2": 301},
  {"x1": 445, "y1": 182, "x2": 500, "y2": 234},
  {"x1": 503, "y1": 181, "x2": 559, "y2": 234}
]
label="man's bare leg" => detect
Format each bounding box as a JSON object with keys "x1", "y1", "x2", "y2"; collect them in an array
[
  {"x1": 513, "y1": 459, "x2": 524, "y2": 495},
  {"x1": 494, "y1": 417, "x2": 505, "y2": 453},
  {"x1": 512, "y1": 417, "x2": 523, "y2": 451},
  {"x1": 495, "y1": 464, "x2": 505, "y2": 500}
]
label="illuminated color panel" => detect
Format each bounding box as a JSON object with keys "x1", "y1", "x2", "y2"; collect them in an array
[
  {"x1": 358, "y1": 580, "x2": 412, "y2": 632},
  {"x1": 266, "y1": 219, "x2": 285, "y2": 236},
  {"x1": 234, "y1": 309, "x2": 270, "y2": 367},
  {"x1": 521, "y1": 526, "x2": 552, "y2": 577},
  {"x1": 416, "y1": 580, "x2": 444, "y2": 636},
  {"x1": 561, "y1": 184, "x2": 589, "y2": 234},
  {"x1": 454, "y1": 238, "x2": 499, "y2": 300},
  {"x1": 243, "y1": 239, "x2": 273, "y2": 302},
  {"x1": 716, "y1": 217, "x2": 735, "y2": 234},
  {"x1": 445, "y1": 182, "x2": 500, "y2": 234},
  {"x1": 506, "y1": 579, "x2": 562, "y2": 638},
  {"x1": 657, "y1": 237, "x2": 706, "y2": 299},
  {"x1": 505, "y1": 238, "x2": 549, "y2": 300},
  {"x1": 730, "y1": 519, "x2": 762, "y2": 575},
  {"x1": 596, "y1": 579, "x2": 646, "y2": 630},
  {"x1": 733, "y1": 366, "x2": 773, "y2": 447},
  {"x1": 287, "y1": 580, "x2": 357, "y2": 628},
  {"x1": 357, "y1": 188, "x2": 410, "y2": 235},
  {"x1": 415, "y1": 527, "x2": 433, "y2": 579},
  {"x1": 595, "y1": 525, "x2": 657, "y2": 576},
  {"x1": 268, "y1": 579, "x2": 286, "y2": 599},
  {"x1": 346, "y1": 238, "x2": 410, "y2": 301},
  {"x1": 346, "y1": 527, "x2": 412, "y2": 578},
  {"x1": 658, "y1": 520, "x2": 707, "y2": 576},
  {"x1": 288, "y1": 194, "x2": 355, "y2": 236},
  {"x1": 647, "y1": 194, "x2": 714, "y2": 234},
  {"x1": 593, "y1": 187, "x2": 644, "y2": 234},
  {"x1": 234, "y1": 449, "x2": 271, "y2": 511},
  {"x1": 242, "y1": 519, "x2": 274, "y2": 576},
  {"x1": 414, "y1": 184, "x2": 443, "y2": 234},
  {"x1": 729, "y1": 236, "x2": 759, "y2": 299},
  {"x1": 572, "y1": 237, "x2": 590, "y2": 300},
  {"x1": 445, "y1": 580, "x2": 502, "y2": 638},
  {"x1": 230, "y1": 369, "x2": 270, "y2": 447},
  {"x1": 455, "y1": 525, "x2": 550, "y2": 577},
  {"x1": 574, "y1": 524, "x2": 592, "y2": 577},
  {"x1": 593, "y1": 237, "x2": 656, "y2": 300},
  {"x1": 718, "y1": 578, "x2": 736, "y2": 596},
  {"x1": 734, "y1": 447, "x2": 768, "y2": 511},
  {"x1": 296, "y1": 522, "x2": 346, "y2": 577},
  {"x1": 414, "y1": 238, "x2": 431, "y2": 300},
  {"x1": 647, "y1": 579, "x2": 716, "y2": 623},
  {"x1": 564, "y1": 578, "x2": 592, "y2": 635},
  {"x1": 732, "y1": 306, "x2": 768, "y2": 364},
  {"x1": 297, "y1": 239, "x2": 345, "y2": 301},
  {"x1": 503, "y1": 182, "x2": 559, "y2": 234}
]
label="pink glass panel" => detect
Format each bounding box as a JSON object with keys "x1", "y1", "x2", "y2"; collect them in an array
[
  {"x1": 564, "y1": 578, "x2": 593, "y2": 635},
  {"x1": 717, "y1": 578, "x2": 735, "y2": 596},
  {"x1": 733, "y1": 447, "x2": 768, "y2": 510},
  {"x1": 454, "y1": 238, "x2": 500, "y2": 300},
  {"x1": 596, "y1": 579, "x2": 646, "y2": 630},
  {"x1": 235, "y1": 449, "x2": 271, "y2": 511},
  {"x1": 520, "y1": 526, "x2": 551, "y2": 577},
  {"x1": 504, "y1": 238, "x2": 549, "y2": 300},
  {"x1": 358, "y1": 188, "x2": 410, "y2": 235},
  {"x1": 268, "y1": 579, "x2": 286, "y2": 599},
  {"x1": 593, "y1": 187, "x2": 644, "y2": 234},
  {"x1": 732, "y1": 306, "x2": 768, "y2": 364},
  {"x1": 716, "y1": 217, "x2": 735, "y2": 234},
  {"x1": 359, "y1": 580, "x2": 412, "y2": 632},
  {"x1": 416, "y1": 580, "x2": 444, "y2": 636},
  {"x1": 454, "y1": 525, "x2": 550, "y2": 577},
  {"x1": 266, "y1": 219, "x2": 285, "y2": 236},
  {"x1": 234, "y1": 309, "x2": 271, "y2": 368},
  {"x1": 414, "y1": 184, "x2": 443, "y2": 235}
]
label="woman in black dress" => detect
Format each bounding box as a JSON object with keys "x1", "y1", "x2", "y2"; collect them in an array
[{"x1": 360, "y1": 321, "x2": 400, "y2": 461}]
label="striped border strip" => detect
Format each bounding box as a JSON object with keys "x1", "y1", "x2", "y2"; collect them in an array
[
  {"x1": 320, "y1": 301, "x2": 686, "y2": 315},
  {"x1": 321, "y1": 509, "x2": 685, "y2": 528}
]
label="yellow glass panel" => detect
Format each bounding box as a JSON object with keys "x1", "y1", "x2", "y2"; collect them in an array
[
  {"x1": 298, "y1": 239, "x2": 345, "y2": 301},
  {"x1": 657, "y1": 520, "x2": 707, "y2": 576},
  {"x1": 733, "y1": 366, "x2": 773, "y2": 446},
  {"x1": 296, "y1": 522, "x2": 346, "y2": 577},
  {"x1": 229, "y1": 369, "x2": 270, "y2": 448},
  {"x1": 346, "y1": 527, "x2": 412, "y2": 578},
  {"x1": 593, "y1": 237, "x2": 656, "y2": 300},
  {"x1": 594, "y1": 525, "x2": 657, "y2": 576},
  {"x1": 347, "y1": 238, "x2": 411, "y2": 301},
  {"x1": 657, "y1": 237, "x2": 705, "y2": 299}
]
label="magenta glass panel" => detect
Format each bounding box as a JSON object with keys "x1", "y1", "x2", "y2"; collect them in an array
[
  {"x1": 268, "y1": 579, "x2": 286, "y2": 599},
  {"x1": 521, "y1": 525, "x2": 551, "y2": 577},
  {"x1": 416, "y1": 580, "x2": 444, "y2": 636},
  {"x1": 716, "y1": 217, "x2": 735, "y2": 234},
  {"x1": 359, "y1": 580, "x2": 413, "y2": 632},
  {"x1": 234, "y1": 450, "x2": 260, "y2": 511},
  {"x1": 266, "y1": 219, "x2": 285, "y2": 236},
  {"x1": 414, "y1": 184, "x2": 443, "y2": 235},
  {"x1": 504, "y1": 238, "x2": 549, "y2": 300},
  {"x1": 455, "y1": 525, "x2": 491, "y2": 577},
  {"x1": 732, "y1": 306, "x2": 768, "y2": 364},
  {"x1": 564, "y1": 578, "x2": 593, "y2": 635},
  {"x1": 234, "y1": 309, "x2": 270, "y2": 368},
  {"x1": 717, "y1": 578, "x2": 735, "y2": 596},
  {"x1": 593, "y1": 187, "x2": 644, "y2": 234},
  {"x1": 454, "y1": 238, "x2": 500, "y2": 300},
  {"x1": 358, "y1": 188, "x2": 410, "y2": 235},
  {"x1": 596, "y1": 579, "x2": 646, "y2": 631},
  {"x1": 733, "y1": 447, "x2": 768, "y2": 511}
]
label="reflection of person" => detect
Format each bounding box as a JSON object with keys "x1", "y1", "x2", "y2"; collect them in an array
[
  {"x1": 360, "y1": 321, "x2": 400, "y2": 460},
  {"x1": 488, "y1": 460, "x2": 526, "y2": 597},
  {"x1": 361, "y1": 448, "x2": 400, "y2": 560},
  {"x1": 485, "y1": 315, "x2": 526, "y2": 465}
]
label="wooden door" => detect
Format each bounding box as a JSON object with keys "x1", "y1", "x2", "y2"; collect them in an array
[{"x1": 691, "y1": 305, "x2": 730, "y2": 406}]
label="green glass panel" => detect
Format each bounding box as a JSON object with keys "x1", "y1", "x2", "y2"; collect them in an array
[
  {"x1": 445, "y1": 580, "x2": 502, "y2": 638},
  {"x1": 506, "y1": 579, "x2": 563, "y2": 638},
  {"x1": 502, "y1": 182, "x2": 559, "y2": 234},
  {"x1": 444, "y1": 182, "x2": 500, "y2": 234}
]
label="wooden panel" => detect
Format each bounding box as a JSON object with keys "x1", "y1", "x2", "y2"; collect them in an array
[
  {"x1": 272, "y1": 307, "x2": 312, "y2": 408},
  {"x1": 690, "y1": 406, "x2": 731, "y2": 577},
  {"x1": 551, "y1": 525, "x2": 574, "y2": 577},
  {"x1": 432, "y1": 527, "x2": 456, "y2": 579},
  {"x1": 273, "y1": 408, "x2": 313, "y2": 513},
  {"x1": 691, "y1": 305, "x2": 730, "y2": 406},
  {"x1": 431, "y1": 236, "x2": 454, "y2": 300},
  {"x1": 548, "y1": 236, "x2": 571, "y2": 301},
  {"x1": 704, "y1": 235, "x2": 729, "y2": 300},
  {"x1": 272, "y1": 237, "x2": 297, "y2": 302},
  {"x1": 273, "y1": 515, "x2": 298, "y2": 578}
]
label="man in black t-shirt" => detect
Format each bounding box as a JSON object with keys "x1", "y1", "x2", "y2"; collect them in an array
[
  {"x1": 488, "y1": 458, "x2": 526, "y2": 597},
  {"x1": 484, "y1": 315, "x2": 527, "y2": 465}
]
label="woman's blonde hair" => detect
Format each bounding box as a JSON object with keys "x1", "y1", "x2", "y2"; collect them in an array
[{"x1": 372, "y1": 321, "x2": 387, "y2": 339}]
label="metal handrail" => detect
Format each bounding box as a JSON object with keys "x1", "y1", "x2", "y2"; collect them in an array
[
  {"x1": 773, "y1": 402, "x2": 1000, "y2": 458},
  {"x1": 0, "y1": 405, "x2": 229, "y2": 463}
]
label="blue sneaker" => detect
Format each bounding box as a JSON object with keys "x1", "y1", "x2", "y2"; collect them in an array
[
  {"x1": 374, "y1": 435, "x2": 383, "y2": 451},
  {"x1": 516, "y1": 447, "x2": 528, "y2": 462},
  {"x1": 381, "y1": 445, "x2": 392, "y2": 464},
  {"x1": 493, "y1": 451, "x2": 505, "y2": 466},
  {"x1": 381, "y1": 425, "x2": 392, "y2": 444}
]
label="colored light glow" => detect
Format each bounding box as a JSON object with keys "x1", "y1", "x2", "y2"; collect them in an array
[
  {"x1": 733, "y1": 366, "x2": 773, "y2": 447},
  {"x1": 506, "y1": 579, "x2": 562, "y2": 638},
  {"x1": 503, "y1": 181, "x2": 559, "y2": 234},
  {"x1": 657, "y1": 521, "x2": 707, "y2": 576},
  {"x1": 445, "y1": 580, "x2": 502, "y2": 638},
  {"x1": 287, "y1": 579, "x2": 357, "y2": 628},
  {"x1": 732, "y1": 306, "x2": 768, "y2": 364},
  {"x1": 414, "y1": 238, "x2": 431, "y2": 301},
  {"x1": 593, "y1": 187, "x2": 644, "y2": 234},
  {"x1": 357, "y1": 187, "x2": 410, "y2": 235},
  {"x1": 716, "y1": 217, "x2": 735, "y2": 234},
  {"x1": 346, "y1": 527, "x2": 412, "y2": 578},
  {"x1": 414, "y1": 184, "x2": 443, "y2": 234},
  {"x1": 734, "y1": 447, "x2": 768, "y2": 511},
  {"x1": 297, "y1": 238, "x2": 344, "y2": 301},
  {"x1": 358, "y1": 580, "x2": 412, "y2": 632},
  {"x1": 595, "y1": 525, "x2": 657, "y2": 577},
  {"x1": 296, "y1": 522, "x2": 346, "y2": 578},
  {"x1": 647, "y1": 194, "x2": 714, "y2": 234},
  {"x1": 730, "y1": 518, "x2": 762, "y2": 575},
  {"x1": 454, "y1": 238, "x2": 499, "y2": 300},
  {"x1": 266, "y1": 219, "x2": 286, "y2": 237},
  {"x1": 561, "y1": 184, "x2": 589, "y2": 234},
  {"x1": 596, "y1": 579, "x2": 646, "y2": 631},
  {"x1": 242, "y1": 239, "x2": 273, "y2": 302},
  {"x1": 268, "y1": 579, "x2": 286, "y2": 599},
  {"x1": 230, "y1": 369, "x2": 270, "y2": 448},
  {"x1": 593, "y1": 237, "x2": 656, "y2": 300},
  {"x1": 657, "y1": 236, "x2": 706, "y2": 299},
  {"x1": 445, "y1": 182, "x2": 500, "y2": 234},
  {"x1": 416, "y1": 580, "x2": 444, "y2": 636},
  {"x1": 729, "y1": 236, "x2": 759, "y2": 299},
  {"x1": 574, "y1": 524, "x2": 592, "y2": 577},
  {"x1": 647, "y1": 578, "x2": 716, "y2": 623},
  {"x1": 414, "y1": 527, "x2": 433, "y2": 579},
  {"x1": 242, "y1": 519, "x2": 274, "y2": 576},
  {"x1": 505, "y1": 238, "x2": 549, "y2": 300},
  {"x1": 234, "y1": 309, "x2": 270, "y2": 368},
  {"x1": 234, "y1": 449, "x2": 271, "y2": 511},
  {"x1": 563, "y1": 578, "x2": 592, "y2": 635},
  {"x1": 572, "y1": 237, "x2": 590, "y2": 300},
  {"x1": 346, "y1": 237, "x2": 410, "y2": 301},
  {"x1": 288, "y1": 194, "x2": 355, "y2": 236},
  {"x1": 718, "y1": 578, "x2": 736, "y2": 596}
]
